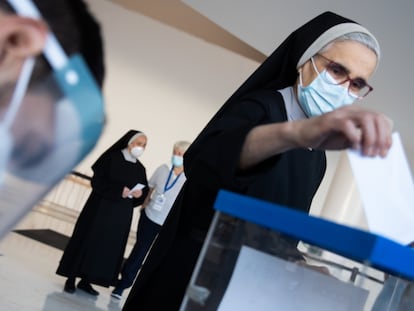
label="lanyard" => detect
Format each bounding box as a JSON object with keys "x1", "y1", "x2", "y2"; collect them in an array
[{"x1": 164, "y1": 167, "x2": 182, "y2": 193}]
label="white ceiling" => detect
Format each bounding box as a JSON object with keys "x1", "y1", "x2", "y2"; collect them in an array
[{"x1": 111, "y1": 0, "x2": 266, "y2": 63}]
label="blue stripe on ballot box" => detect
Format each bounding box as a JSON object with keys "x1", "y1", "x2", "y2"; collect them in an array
[{"x1": 213, "y1": 190, "x2": 414, "y2": 281}]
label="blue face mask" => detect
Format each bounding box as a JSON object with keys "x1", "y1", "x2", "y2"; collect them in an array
[
  {"x1": 171, "y1": 155, "x2": 184, "y2": 167},
  {"x1": 297, "y1": 58, "x2": 357, "y2": 117}
]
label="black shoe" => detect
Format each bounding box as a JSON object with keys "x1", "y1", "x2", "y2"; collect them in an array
[
  {"x1": 77, "y1": 280, "x2": 99, "y2": 296},
  {"x1": 64, "y1": 279, "x2": 76, "y2": 294}
]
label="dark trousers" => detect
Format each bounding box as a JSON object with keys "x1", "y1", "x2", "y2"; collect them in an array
[{"x1": 116, "y1": 211, "x2": 161, "y2": 291}]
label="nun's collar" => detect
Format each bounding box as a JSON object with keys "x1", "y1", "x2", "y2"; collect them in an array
[
  {"x1": 121, "y1": 148, "x2": 137, "y2": 163},
  {"x1": 278, "y1": 86, "x2": 306, "y2": 121}
]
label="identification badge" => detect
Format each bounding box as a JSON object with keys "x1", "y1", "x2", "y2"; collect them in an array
[{"x1": 153, "y1": 193, "x2": 166, "y2": 211}]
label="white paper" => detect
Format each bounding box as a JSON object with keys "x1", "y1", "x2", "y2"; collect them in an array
[
  {"x1": 128, "y1": 183, "x2": 145, "y2": 198},
  {"x1": 218, "y1": 246, "x2": 368, "y2": 311},
  {"x1": 347, "y1": 132, "x2": 414, "y2": 245}
]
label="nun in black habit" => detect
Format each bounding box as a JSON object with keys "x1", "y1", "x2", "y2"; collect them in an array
[
  {"x1": 123, "y1": 12, "x2": 393, "y2": 310},
  {"x1": 56, "y1": 130, "x2": 149, "y2": 295}
]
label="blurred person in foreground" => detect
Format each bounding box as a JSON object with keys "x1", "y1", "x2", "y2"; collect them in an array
[{"x1": 0, "y1": 0, "x2": 105, "y2": 240}]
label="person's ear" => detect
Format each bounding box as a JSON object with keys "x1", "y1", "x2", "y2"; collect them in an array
[{"x1": 0, "y1": 16, "x2": 48, "y2": 61}]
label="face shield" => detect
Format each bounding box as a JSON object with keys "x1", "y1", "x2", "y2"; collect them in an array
[{"x1": 0, "y1": 0, "x2": 105, "y2": 239}]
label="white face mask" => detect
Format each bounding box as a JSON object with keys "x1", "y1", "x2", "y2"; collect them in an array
[
  {"x1": 0, "y1": 57, "x2": 35, "y2": 185},
  {"x1": 130, "y1": 146, "x2": 144, "y2": 159}
]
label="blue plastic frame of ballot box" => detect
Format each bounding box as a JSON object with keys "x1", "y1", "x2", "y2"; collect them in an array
[{"x1": 213, "y1": 190, "x2": 414, "y2": 282}]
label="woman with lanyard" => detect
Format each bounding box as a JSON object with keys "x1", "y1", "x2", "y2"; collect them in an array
[{"x1": 111, "y1": 140, "x2": 191, "y2": 300}]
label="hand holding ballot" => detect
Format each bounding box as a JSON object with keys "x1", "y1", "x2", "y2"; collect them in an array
[{"x1": 123, "y1": 183, "x2": 146, "y2": 199}]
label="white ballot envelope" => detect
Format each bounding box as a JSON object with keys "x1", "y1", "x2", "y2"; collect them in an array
[
  {"x1": 128, "y1": 183, "x2": 146, "y2": 198},
  {"x1": 347, "y1": 132, "x2": 414, "y2": 245}
]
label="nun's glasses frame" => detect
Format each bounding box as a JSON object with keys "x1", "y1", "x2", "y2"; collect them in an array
[{"x1": 316, "y1": 53, "x2": 373, "y2": 99}]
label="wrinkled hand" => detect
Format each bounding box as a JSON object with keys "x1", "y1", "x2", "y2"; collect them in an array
[
  {"x1": 122, "y1": 187, "x2": 143, "y2": 199},
  {"x1": 130, "y1": 189, "x2": 143, "y2": 198},
  {"x1": 294, "y1": 105, "x2": 393, "y2": 157},
  {"x1": 122, "y1": 187, "x2": 131, "y2": 198}
]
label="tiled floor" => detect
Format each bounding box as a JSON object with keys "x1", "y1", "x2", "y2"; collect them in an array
[{"x1": 0, "y1": 209, "x2": 132, "y2": 311}]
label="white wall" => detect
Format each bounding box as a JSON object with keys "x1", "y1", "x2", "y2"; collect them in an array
[
  {"x1": 79, "y1": 1, "x2": 414, "y2": 225},
  {"x1": 75, "y1": 0, "x2": 346, "y2": 220},
  {"x1": 77, "y1": 0, "x2": 259, "y2": 180},
  {"x1": 75, "y1": 0, "x2": 353, "y2": 220}
]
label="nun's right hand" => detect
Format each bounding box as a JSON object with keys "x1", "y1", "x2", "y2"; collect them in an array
[{"x1": 294, "y1": 105, "x2": 393, "y2": 157}]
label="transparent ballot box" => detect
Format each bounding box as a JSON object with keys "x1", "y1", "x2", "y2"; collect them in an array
[{"x1": 180, "y1": 190, "x2": 414, "y2": 311}]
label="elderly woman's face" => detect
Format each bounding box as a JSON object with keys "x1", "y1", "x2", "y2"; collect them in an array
[
  {"x1": 299, "y1": 40, "x2": 378, "y2": 88},
  {"x1": 128, "y1": 135, "x2": 147, "y2": 151}
]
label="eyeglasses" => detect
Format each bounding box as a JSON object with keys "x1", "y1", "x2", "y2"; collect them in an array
[{"x1": 315, "y1": 54, "x2": 373, "y2": 99}]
